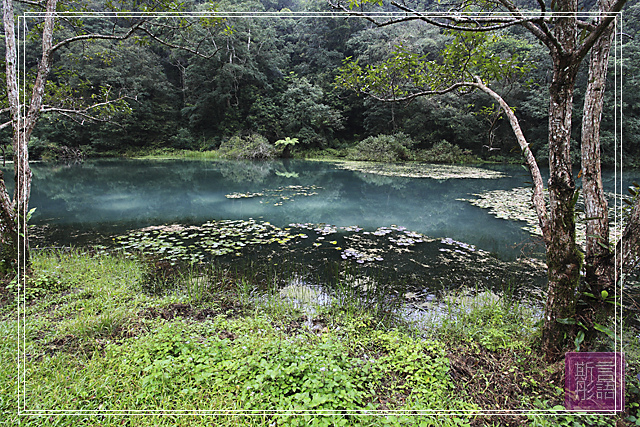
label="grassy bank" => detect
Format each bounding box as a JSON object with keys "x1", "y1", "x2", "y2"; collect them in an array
[
  {"x1": 97, "y1": 144, "x2": 516, "y2": 164},
  {"x1": 1, "y1": 249, "x2": 636, "y2": 426}
]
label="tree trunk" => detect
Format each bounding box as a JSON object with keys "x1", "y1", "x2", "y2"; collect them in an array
[
  {"x1": 541, "y1": 8, "x2": 583, "y2": 360},
  {"x1": 1, "y1": 0, "x2": 58, "y2": 271},
  {"x1": 472, "y1": 77, "x2": 549, "y2": 235},
  {"x1": 2, "y1": 0, "x2": 21, "y2": 272},
  {"x1": 577, "y1": 0, "x2": 616, "y2": 334}
]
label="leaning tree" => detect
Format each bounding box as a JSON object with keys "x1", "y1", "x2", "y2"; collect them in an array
[
  {"x1": 333, "y1": 0, "x2": 639, "y2": 360},
  {"x1": 1, "y1": 0, "x2": 222, "y2": 273}
]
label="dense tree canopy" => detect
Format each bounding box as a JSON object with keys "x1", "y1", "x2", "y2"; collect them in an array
[
  {"x1": 3, "y1": 0, "x2": 638, "y2": 168},
  {"x1": 0, "y1": 1, "x2": 636, "y2": 162}
]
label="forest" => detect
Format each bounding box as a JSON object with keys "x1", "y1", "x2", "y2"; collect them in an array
[{"x1": 3, "y1": 0, "x2": 640, "y2": 167}]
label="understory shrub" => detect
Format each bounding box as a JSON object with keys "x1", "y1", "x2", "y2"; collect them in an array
[
  {"x1": 218, "y1": 133, "x2": 276, "y2": 160},
  {"x1": 417, "y1": 140, "x2": 480, "y2": 164},
  {"x1": 347, "y1": 133, "x2": 415, "y2": 162}
]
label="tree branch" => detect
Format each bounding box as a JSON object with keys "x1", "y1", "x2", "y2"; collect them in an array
[
  {"x1": 575, "y1": 0, "x2": 627, "y2": 63},
  {"x1": 14, "y1": 0, "x2": 44, "y2": 7},
  {"x1": 329, "y1": 0, "x2": 532, "y2": 32},
  {"x1": 363, "y1": 82, "x2": 472, "y2": 103},
  {"x1": 50, "y1": 20, "x2": 145, "y2": 54},
  {"x1": 469, "y1": 76, "x2": 549, "y2": 238},
  {"x1": 390, "y1": 1, "x2": 529, "y2": 31},
  {"x1": 494, "y1": 0, "x2": 561, "y2": 54},
  {"x1": 40, "y1": 93, "x2": 135, "y2": 124},
  {"x1": 136, "y1": 25, "x2": 220, "y2": 59}
]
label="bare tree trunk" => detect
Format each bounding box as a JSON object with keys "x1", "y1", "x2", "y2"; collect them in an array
[
  {"x1": 541, "y1": 8, "x2": 583, "y2": 360},
  {"x1": 1, "y1": 0, "x2": 58, "y2": 270},
  {"x1": 577, "y1": 0, "x2": 616, "y2": 333},
  {"x1": 2, "y1": 0, "x2": 22, "y2": 271},
  {"x1": 472, "y1": 77, "x2": 549, "y2": 235}
]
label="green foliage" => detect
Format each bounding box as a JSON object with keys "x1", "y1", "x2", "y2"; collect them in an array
[
  {"x1": 6, "y1": 271, "x2": 72, "y2": 302},
  {"x1": 3, "y1": 249, "x2": 636, "y2": 426},
  {"x1": 416, "y1": 140, "x2": 480, "y2": 164},
  {"x1": 9, "y1": 0, "x2": 640, "y2": 166},
  {"x1": 280, "y1": 74, "x2": 345, "y2": 148},
  {"x1": 275, "y1": 137, "x2": 299, "y2": 147},
  {"x1": 337, "y1": 29, "x2": 534, "y2": 101},
  {"x1": 347, "y1": 133, "x2": 415, "y2": 162},
  {"x1": 437, "y1": 288, "x2": 537, "y2": 352},
  {"x1": 118, "y1": 324, "x2": 232, "y2": 402},
  {"x1": 218, "y1": 134, "x2": 276, "y2": 160},
  {"x1": 362, "y1": 330, "x2": 455, "y2": 404},
  {"x1": 275, "y1": 137, "x2": 299, "y2": 158},
  {"x1": 527, "y1": 402, "x2": 616, "y2": 426}
]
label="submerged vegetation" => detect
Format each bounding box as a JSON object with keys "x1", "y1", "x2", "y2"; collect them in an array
[{"x1": 2, "y1": 249, "x2": 637, "y2": 425}]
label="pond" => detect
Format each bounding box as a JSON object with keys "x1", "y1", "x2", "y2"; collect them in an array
[{"x1": 12, "y1": 159, "x2": 640, "y2": 304}]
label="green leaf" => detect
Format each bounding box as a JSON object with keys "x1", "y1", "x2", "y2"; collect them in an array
[
  {"x1": 574, "y1": 330, "x2": 585, "y2": 351},
  {"x1": 593, "y1": 323, "x2": 616, "y2": 340}
]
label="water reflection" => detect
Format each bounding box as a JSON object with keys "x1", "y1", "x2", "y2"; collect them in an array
[{"x1": 12, "y1": 159, "x2": 638, "y2": 261}]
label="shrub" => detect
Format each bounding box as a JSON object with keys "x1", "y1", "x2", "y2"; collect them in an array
[
  {"x1": 417, "y1": 140, "x2": 480, "y2": 164},
  {"x1": 218, "y1": 133, "x2": 276, "y2": 160},
  {"x1": 346, "y1": 133, "x2": 415, "y2": 162}
]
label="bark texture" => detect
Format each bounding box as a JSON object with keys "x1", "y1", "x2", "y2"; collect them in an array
[
  {"x1": 540, "y1": 7, "x2": 584, "y2": 360},
  {"x1": 577, "y1": 0, "x2": 616, "y2": 333},
  {"x1": 1, "y1": 0, "x2": 22, "y2": 270},
  {"x1": 1, "y1": 0, "x2": 58, "y2": 270}
]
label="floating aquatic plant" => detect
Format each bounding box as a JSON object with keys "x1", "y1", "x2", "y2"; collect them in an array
[
  {"x1": 331, "y1": 161, "x2": 507, "y2": 180},
  {"x1": 225, "y1": 192, "x2": 264, "y2": 199},
  {"x1": 113, "y1": 220, "x2": 436, "y2": 267},
  {"x1": 458, "y1": 187, "x2": 622, "y2": 248},
  {"x1": 225, "y1": 185, "x2": 322, "y2": 206},
  {"x1": 113, "y1": 218, "x2": 547, "y2": 300}
]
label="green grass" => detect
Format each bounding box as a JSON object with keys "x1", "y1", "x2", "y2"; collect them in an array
[
  {"x1": 130, "y1": 149, "x2": 222, "y2": 160},
  {"x1": 0, "y1": 249, "x2": 631, "y2": 426}
]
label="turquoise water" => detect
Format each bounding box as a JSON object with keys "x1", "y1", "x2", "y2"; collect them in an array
[
  {"x1": 27, "y1": 159, "x2": 531, "y2": 255},
  {"x1": 24, "y1": 159, "x2": 635, "y2": 259},
  {"x1": 6, "y1": 158, "x2": 636, "y2": 300}
]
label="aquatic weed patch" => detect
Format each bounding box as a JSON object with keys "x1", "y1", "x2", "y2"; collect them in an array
[
  {"x1": 226, "y1": 184, "x2": 322, "y2": 207},
  {"x1": 459, "y1": 187, "x2": 622, "y2": 247},
  {"x1": 331, "y1": 161, "x2": 507, "y2": 180},
  {"x1": 113, "y1": 220, "x2": 547, "y2": 298},
  {"x1": 113, "y1": 220, "x2": 433, "y2": 266},
  {"x1": 114, "y1": 219, "x2": 308, "y2": 263}
]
